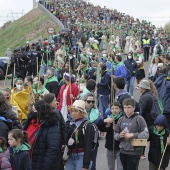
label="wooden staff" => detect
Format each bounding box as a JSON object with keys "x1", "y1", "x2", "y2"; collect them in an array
[
  {"x1": 158, "y1": 135, "x2": 170, "y2": 170},
  {"x1": 69, "y1": 57, "x2": 73, "y2": 104},
  {"x1": 4, "y1": 61, "x2": 10, "y2": 88},
  {"x1": 13, "y1": 63, "x2": 16, "y2": 88},
  {"x1": 38, "y1": 53, "x2": 44, "y2": 90},
  {"x1": 36, "y1": 57, "x2": 39, "y2": 76},
  {"x1": 111, "y1": 78, "x2": 116, "y2": 170}
]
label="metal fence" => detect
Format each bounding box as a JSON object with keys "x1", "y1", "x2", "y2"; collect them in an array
[{"x1": 38, "y1": 2, "x2": 64, "y2": 30}]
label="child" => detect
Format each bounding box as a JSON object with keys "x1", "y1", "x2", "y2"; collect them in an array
[
  {"x1": 148, "y1": 114, "x2": 170, "y2": 170},
  {"x1": 98, "y1": 102, "x2": 123, "y2": 170},
  {"x1": 114, "y1": 98, "x2": 149, "y2": 170},
  {"x1": 8, "y1": 129, "x2": 31, "y2": 170},
  {"x1": 0, "y1": 137, "x2": 11, "y2": 170}
]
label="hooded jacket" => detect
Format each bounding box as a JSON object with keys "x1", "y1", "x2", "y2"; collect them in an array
[
  {"x1": 23, "y1": 111, "x2": 63, "y2": 170},
  {"x1": 148, "y1": 115, "x2": 170, "y2": 169},
  {"x1": 154, "y1": 74, "x2": 170, "y2": 114},
  {"x1": 124, "y1": 57, "x2": 138, "y2": 77},
  {"x1": 9, "y1": 143, "x2": 31, "y2": 170},
  {"x1": 114, "y1": 113, "x2": 149, "y2": 155}
]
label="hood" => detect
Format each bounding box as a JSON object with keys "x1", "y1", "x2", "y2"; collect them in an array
[
  {"x1": 154, "y1": 114, "x2": 167, "y2": 128},
  {"x1": 154, "y1": 74, "x2": 167, "y2": 87},
  {"x1": 116, "y1": 89, "x2": 128, "y2": 99},
  {"x1": 42, "y1": 111, "x2": 60, "y2": 127},
  {"x1": 13, "y1": 142, "x2": 31, "y2": 153}
]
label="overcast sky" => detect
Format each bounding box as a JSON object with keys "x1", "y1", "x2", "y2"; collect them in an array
[{"x1": 0, "y1": 0, "x2": 170, "y2": 27}]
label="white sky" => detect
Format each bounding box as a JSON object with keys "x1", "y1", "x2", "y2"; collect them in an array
[{"x1": 0, "y1": 0, "x2": 170, "y2": 27}]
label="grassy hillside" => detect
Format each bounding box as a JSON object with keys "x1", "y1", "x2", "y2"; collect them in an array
[{"x1": 0, "y1": 7, "x2": 59, "y2": 56}]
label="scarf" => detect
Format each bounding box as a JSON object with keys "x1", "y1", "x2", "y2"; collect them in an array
[
  {"x1": 114, "y1": 61, "x2": 124, "y2": 69},
  {"x1": 153, "y1": 126, "x2": 165, "y2": 154},
  {"x1": 37, "y1": 85, "x2": 47, "y2": 95},
  {"x1": 110, "y1": 112, "x2": 123, "y2": 123},
  {"x1": 44, "y1": 76, "x2": 58, "y2": 87}
]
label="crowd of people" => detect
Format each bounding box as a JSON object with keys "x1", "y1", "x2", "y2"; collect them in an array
[{"x1": 1, "y1": 0, "x2": 170, "y2": 170}]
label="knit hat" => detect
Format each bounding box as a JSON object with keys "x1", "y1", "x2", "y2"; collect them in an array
[
  {"x1": 137, "y1": 79, "x2": 150, "y2": 90},
  {"x1": 154, "y1": 114, "x2": 167, "y2": 128},
  {"x1": 70, "y1": 100, "x2": 87, "y2": 115}
]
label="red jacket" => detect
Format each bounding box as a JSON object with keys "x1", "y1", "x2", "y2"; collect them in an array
[{"x1": 57, "y1": 83, "x2": 79, "y2": 111}]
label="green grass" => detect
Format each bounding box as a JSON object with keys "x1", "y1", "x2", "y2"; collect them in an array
[{"x1": 0, "y1": 8, "x2": 59, "y2": 56}]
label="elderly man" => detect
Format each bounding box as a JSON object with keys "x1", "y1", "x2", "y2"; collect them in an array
[
  {"x1": 45, "y1": 68, "x2": 59, "y2": 97},
  {"x1": 138, "y1": 79, "x2": 154, "y2": 159}
]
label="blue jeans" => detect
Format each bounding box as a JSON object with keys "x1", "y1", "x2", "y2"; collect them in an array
[
  {"x1": 126, "y1": 76, "x2": 135, "y2": 96},
  {"x1": 99, "y1": 95, "x2": 110, "y2": 118},
  {"x1": 65, "y1": 152, "x2": 92, "y2": 170},
  {"x1": 41, "y1": 63, "x2": 46, "y2": 76}
]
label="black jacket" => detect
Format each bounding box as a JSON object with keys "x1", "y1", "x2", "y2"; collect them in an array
[
  {"x1": 148, "y1": 126, "x2": 170, "y2": 169},
  {"x1": 23, "y1": 112, "x2": 63, "y2": 170},
  {"x1": 45, "y1": 81, "x2": 59, "y2": 97},
  {"x1": 97, "y1": 71, "x2": 111, "y2": 95},
  {"x1": 53, "y1": 109, "x2": 67, "y2": 145},
  {"x1": 0, "y1": 120, "x2": 11, "y2": 141},
  {"x1": 98, "y1": 115, "x2": 122, "y2": 151},
  {"x1": 139, "y1": 90, "x2": 153, "y2": 127},
  {"x1": 9, "y1": 147, "x2": 31, "y2": 170},
  {"x1": 0, "y1": 109, "x2": 21, "y2": 129},
  {"x1": 124, "y1": 58, "x2": 138, "y2": 77},
  {"x1": 67, "y1": 120, "x2": 95, "y2": 169}
]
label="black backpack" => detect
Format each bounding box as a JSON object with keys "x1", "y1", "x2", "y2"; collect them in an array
[
  {"x1": 149, "y1": 94, "x2": 163, "y2": 120},
  {"x1": 81, "y1": 121, "x2": 99, "y2": 150}
]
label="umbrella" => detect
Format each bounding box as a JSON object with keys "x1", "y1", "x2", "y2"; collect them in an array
[{"x1": 60, "y1": 28, "x2": 71, "y2": 33}]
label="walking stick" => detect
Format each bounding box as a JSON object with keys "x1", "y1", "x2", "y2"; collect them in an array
[
  {"x1": 69, "y1": 57, "x2": 73, "y2": 104},
  {"x1": 4, "y1": 62, "x2": 10, "y2": 88},
  {"x1": 158, "y1": 135, "x2": 170, "y2": 170},
  {"x1": 13, "y1": 63, "x2": 16, "y2": 88},
  {"x1": 112, "y1": 81, "x2": 115, "y2": 170},
  {"x1": 36, "y1": 57, "x2": 39, "y2": 76}
]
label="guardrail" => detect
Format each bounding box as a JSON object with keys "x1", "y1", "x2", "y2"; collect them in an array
[{"x1": 38, "y1": 2, "x2": 64, "y2": 30}]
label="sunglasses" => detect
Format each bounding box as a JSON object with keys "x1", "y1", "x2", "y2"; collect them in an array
[{"x1": 86, "y1": 100, "x2": 95, "y2": 104}]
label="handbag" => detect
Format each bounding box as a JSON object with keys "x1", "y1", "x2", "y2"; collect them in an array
[{"x1": 62, "y1": 146, "x2": 69, "y2": 161}]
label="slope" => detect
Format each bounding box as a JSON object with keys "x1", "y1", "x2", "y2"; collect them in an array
[{"x1": 0, "y1": 7, "x2": 59, "y2": 56}]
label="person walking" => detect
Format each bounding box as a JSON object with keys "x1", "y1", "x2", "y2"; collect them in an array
[
  {"x1": 124, "y1": 52, "x2": 138, "y2": 96},
  {"x1": 114, "y1": 98, "x2": 149, "y2": 170}
]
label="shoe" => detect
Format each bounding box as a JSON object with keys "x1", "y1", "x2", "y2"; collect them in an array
[{"x1": 140, "y1": 155, "x2": 146, "y2": 159}]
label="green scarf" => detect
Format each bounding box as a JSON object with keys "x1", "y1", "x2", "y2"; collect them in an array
[
  {"x1": 89, "y1": 108, "x2": 99, "y2": 123},
  {"x1": 110, "y1": 112, "x2": 123, "y2": 123},
  {"x1": 0, "y1": 147, "x2": 2, "y2": 153},
  {"x1": 37, "y1": 85, "x2": 47, "y2": 95},
  {"x1": 153, "y1": 126, "x2": 165, "y2": 154},
  {"x1": 114, "y1": 61, "x2": 124, "y2": 69},
  {"x1": 44, "y1": 76, "x2": 58, "y2": 87}
]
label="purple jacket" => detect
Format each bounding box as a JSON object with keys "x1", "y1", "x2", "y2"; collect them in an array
[{"x1": 0, "y1": 149, "x2": 11, "y2": 170}]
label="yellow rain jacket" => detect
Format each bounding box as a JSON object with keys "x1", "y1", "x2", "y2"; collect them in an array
[{"x1": 10, "y1": 87, "x2": 30, "y2": 122}]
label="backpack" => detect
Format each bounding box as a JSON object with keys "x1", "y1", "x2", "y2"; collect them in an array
[
  {"x1": 149, "y1": 95, "x2": 164, "y2": 120},
  {"x1": 82, "y1": 121, "x2": 99, "y2": 150}
]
